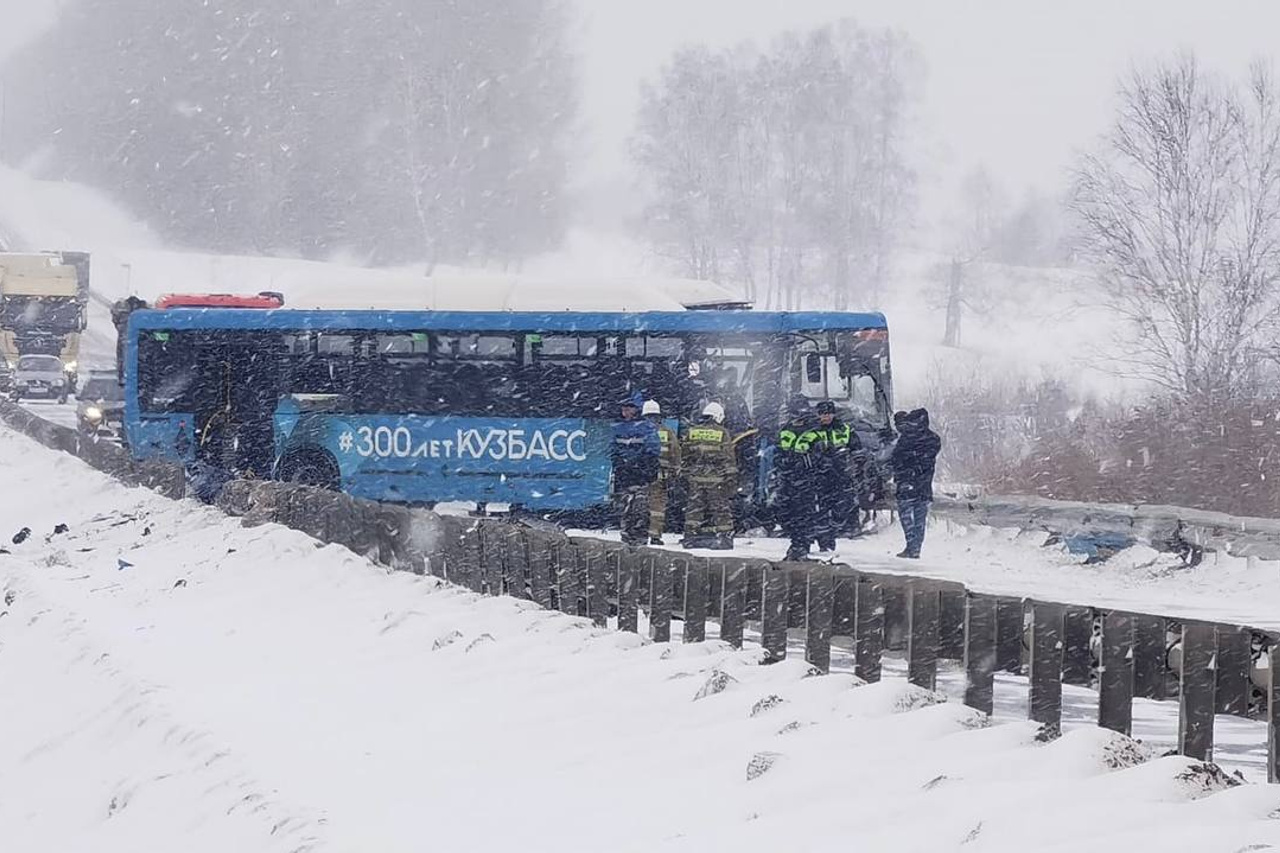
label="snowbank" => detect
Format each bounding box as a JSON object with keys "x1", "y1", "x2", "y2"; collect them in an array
[{"x1": 3, "y1": 425, "x2": 1280, "y2": 851}]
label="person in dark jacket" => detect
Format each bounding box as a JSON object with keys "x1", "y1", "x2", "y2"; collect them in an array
[
  {"x1": 810, "y1": 400, "x2": 862, "y2": 553},
  {"x1": 776, "y1": 397, "x2": 820, "y2": 561},
  {"x1": 613, "y1": 393, "x2": 661, "y2": 546},
  {"x1": 889, "y1": 408, "x2": 942, "y2": 559}
]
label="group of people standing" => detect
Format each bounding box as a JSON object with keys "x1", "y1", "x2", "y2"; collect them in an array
[
  {"x1": 612, "y1": 393, "x2": 942, "y2": 560},
  {"x1": 612, "y1": 393, "x2": 739, "y2": 549}
]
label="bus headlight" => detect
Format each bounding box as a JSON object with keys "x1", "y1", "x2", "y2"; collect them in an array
[{"x1": 85, "y1": 406, "x2": 103, "y2": 423}]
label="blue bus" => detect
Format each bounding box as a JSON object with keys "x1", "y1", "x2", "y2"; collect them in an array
[{"x1": 123, "y1": 307, "x2": 893, "y2": 523}]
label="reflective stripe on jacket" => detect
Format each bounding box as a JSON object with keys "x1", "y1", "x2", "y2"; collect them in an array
[{"x1": 680, "y1": 421, "x2": 735, "y2": 482}]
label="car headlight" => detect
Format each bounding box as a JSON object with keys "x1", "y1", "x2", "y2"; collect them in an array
[
  {"x1": 52, "y1": 379, "x2": 64, "y2": 387},
  {"x1": 85, "y1": 406, "x2": 103, "y2": 423}
]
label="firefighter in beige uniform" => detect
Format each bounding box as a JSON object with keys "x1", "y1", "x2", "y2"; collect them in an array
[
  {"x1": 643, "y1": 400, "x2": 680, "y2": 545},
  {"x1": 680, "y1": 402, "x2": 736, "y2": 550}
]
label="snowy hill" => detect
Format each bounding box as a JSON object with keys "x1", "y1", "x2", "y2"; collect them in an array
[{"x1": 0, "y1": 167, "x2": 1128, "y2": 403}]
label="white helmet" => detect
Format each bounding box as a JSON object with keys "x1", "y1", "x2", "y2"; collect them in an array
[
  {"x1": 702, "y1": 402, "x2": 726, "y2": 424},
  {"x1": 642, "y1": 400, "x2": 661, "y2": 416}
]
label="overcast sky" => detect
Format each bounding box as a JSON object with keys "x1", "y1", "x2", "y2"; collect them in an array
[
  {"x1": 574, "y1": 0, "x2": 1280, "y2": 211},
  {"x1": 5, "y1": 0, "x2": 1280, "y2": 219}
]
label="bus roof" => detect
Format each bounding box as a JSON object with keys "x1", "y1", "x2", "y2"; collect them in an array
[
  {"x1": 128, "y1": 308, "x2": 889, "y2": 335},
  {"x1": 251, "y1": 272, "x2": 750, "y2": 313}
]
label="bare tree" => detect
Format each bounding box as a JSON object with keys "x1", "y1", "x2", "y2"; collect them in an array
[
  {"x1": 631, "y1": 20, "x2": 919, "y2": 309},
  {"x1": 1073, "y1": 55, "x2": 1280, "y2": 404}
]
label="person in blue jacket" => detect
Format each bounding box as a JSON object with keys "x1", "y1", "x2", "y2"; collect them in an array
[{"x1": 612, "y1": 392, "x2": 661, "y2": 545}]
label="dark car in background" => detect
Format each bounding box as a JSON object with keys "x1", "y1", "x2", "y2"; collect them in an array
[{"x1": 77, "y1": 372, "x2": 125, "y2": 439}]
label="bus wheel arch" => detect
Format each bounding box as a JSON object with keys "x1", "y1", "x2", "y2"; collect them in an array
[{"x1": 278, "y1": 447, "x2": 340, "y2": 490}]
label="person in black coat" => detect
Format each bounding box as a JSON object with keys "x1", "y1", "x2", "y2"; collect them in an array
[{"x1": 889, "y1": 407, "x2": 942, "y2": 559}]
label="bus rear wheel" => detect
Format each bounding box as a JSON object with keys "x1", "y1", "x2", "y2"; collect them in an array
[{"x1": 279, "y1": 449, "x2": 339, "y2": 491}]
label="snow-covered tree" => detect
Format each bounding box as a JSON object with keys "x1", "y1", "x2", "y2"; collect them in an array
[{"x1": 1, "y1": 0, "x2": 577, "y2": 265}]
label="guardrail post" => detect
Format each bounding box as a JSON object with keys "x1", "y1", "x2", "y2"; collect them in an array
[
  {"x1": 670, "y1": 556, "x2": 688, "y2": 620},
  {"x1": 1098, "y1": 610, "x2": 1135, "y2": 735},
  {"x1": 439, "y1": 518, "x2": 464, "y2": 581},
  {"x1": 1062, "y1": 606, "x2": 1093, "y2": 687},
  {"x1": 487, "y1": 522, "x2": 506, "y2": 595},
  {"x1": 996, "y1": 598, "x2": 1024, "y2": 673},
  {"x1": 883, "y1": 582, "x2": 908, "y2": 652},
  {"x1": 617, "y1": 550, "x2": 641, "y2": 634},
  {"x1": 963, "y1": 593, "x2": 997, "y2": 715},
  {"x1": 720, "y1": 559, "x2": 746, "y2": 649},
  {"x1": 503, "y1": 527, "x2": 529, "y2": 598},
  {"x1": 526, "y1": 530, "x2": 555, "y2": 609},
  {"x1": 786, "y1": 563, "x2": 808, "y2": 629},
  {"x1": 706, "y1": 560, "x2": 725, "y2": 621},
  {"x1": 479, "y1": 522, "x2": 501, "y2": 595},
  {"x1": 744, "y1": 562, "x2": 763, "y2": 622},
  {"x1": 939, "y1": 589, "x2": 966, "y2": 662},
  {"x1": 1178, "y1": 621, "x2": 1217, "y2": 762},
  {"x1": 1028, "y1": 601, "x2": 1065, "y2": 728},
  {"x1": 1132, "y1": 614, "x2": 1168, "y2": 700},
  {"x1": 462, "y1": 523, "x2": 485, "y2": 594},
  {"x1": 1268, "y1": 640, "x2": 1280, "y2": 783},
  {"x1": 805, "y1": 564, "x2": 835, "y2": 674},
  {"x1": 907, "y1": 582, "x2": 940, "y2": 691},
  {"x1": 854, "y1": 576, "x2": 884, "y2": 683},
  {"x1": 650, "y1": 555, "x2": 674, "y2": 643},
  {"x1": 761, "y1": 564, "x2": 789, "y2": 663},
  {"x1": 832, "y1": 568, "x2": 857, "y2": 638},
  {"x1": 684, "y1": 558, "x2": 708, "y2": 643},
  {"x1": 556, "y1": 541, "x2": 578, "y2": 615},
  {"x1": 585, "y1": 544, "x2": 609, "y2": 628},
  {"x1": 1215, "y1": 625, "x2": 1251, "y2": 717}
]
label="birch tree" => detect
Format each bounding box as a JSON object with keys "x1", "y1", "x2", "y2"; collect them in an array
[{"x1": 1073, "y1": 55, "x2": 1280, "y2": 405}]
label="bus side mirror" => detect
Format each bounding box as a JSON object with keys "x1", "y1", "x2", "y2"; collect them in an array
[{"x1": 805, "y1": 353, "x2": 822, "y2": 384}]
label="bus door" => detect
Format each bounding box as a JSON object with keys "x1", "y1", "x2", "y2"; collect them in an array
[
  {"x1": 131, "y1": 329, "x2": 214, "y2": 462},
  {"x1": 212, "y1": 332, "x2": 284, "y2": 477}
]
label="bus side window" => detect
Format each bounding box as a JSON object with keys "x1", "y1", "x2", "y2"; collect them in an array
[{"x1": 432, "y1": 332, "x2": 521, "y2": 417}]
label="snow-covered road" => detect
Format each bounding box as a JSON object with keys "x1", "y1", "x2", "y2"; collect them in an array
[{"x1": 4, "y1": 426, "x2": 1280, "y2": 851}]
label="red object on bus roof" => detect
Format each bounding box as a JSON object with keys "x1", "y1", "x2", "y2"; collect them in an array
[{"x1": 155, "y1": 292, "x2": 284, "y2": 310}]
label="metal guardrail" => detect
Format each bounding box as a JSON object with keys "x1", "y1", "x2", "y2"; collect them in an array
[
  {"x1": 0, "y1": 400, "x2": 184, "y2": 497},
  {"x1": 6, "y1": 405, "x2": 1280, "y2": 782},
  {"x1": 210, "y1": 477, "x2": 1280, "y2": 782},
  {"x1": 933, "y1": 492, "x2": 1280, "y2": 561}
]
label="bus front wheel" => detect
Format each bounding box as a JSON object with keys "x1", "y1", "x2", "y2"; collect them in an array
[{"x1": 278, "y1": 449, "x2": 339, "y2": 491}]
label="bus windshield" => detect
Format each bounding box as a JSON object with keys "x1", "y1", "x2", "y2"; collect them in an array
[{"x1": 791, "y1": 330, "x2": 891, "y2": 427}]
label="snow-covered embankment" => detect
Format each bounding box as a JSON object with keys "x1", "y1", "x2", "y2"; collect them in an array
[{"x1": 3, "y1": 425, "x2": 1280, "y2": 852}]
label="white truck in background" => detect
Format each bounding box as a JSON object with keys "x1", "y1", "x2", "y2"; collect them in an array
[{"x1": 0, "y1": 251, "x2": 90, "y2": 388}]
